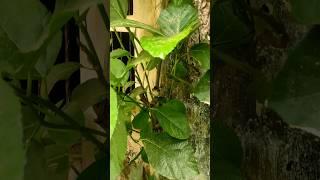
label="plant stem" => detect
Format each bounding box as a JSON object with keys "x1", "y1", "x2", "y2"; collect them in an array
[{"x1": 13, "y1": 86, "x2": 106, "y2": 152}]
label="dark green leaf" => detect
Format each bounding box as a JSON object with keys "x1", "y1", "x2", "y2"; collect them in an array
[
  {"x1": 193, "y1": 70, "x2": 210, "y2": 104},
  {"x1": 270, "y1": 26, "x2": 320, "y2": 131},
  {"x1": 175, "y1": 61, "x2": 188, "y2": 79},
  {"x1": 46, "y1": 102, "x2": 84, "y2": 145},
  {"x1": 141, "y1": 132, "x2": 199, "y2": 179},
  {"x1": 71, "y1": 78, "x2": 107, "y2": 110},
  {"x1": 190, "y1": 43, "x2": 210, "y2": 74},
  {"x1": 128, "y1": 51, "x2": 154, "y2": 68},
  {"x1": 146, "y1": 58, "x2": 162, "y2": 71},
  {"x1": 46, "y1": 62, "x2": 81, "y2": 94},
  {"x1": 152, "y1": 100, "x2": 191, "y2": 139},
  {"x1": 0, "y1": 78, "x2": 24, "y2": 180},
  {"x1": 111, "y1": 19, "x2": 164, "y2": 36},
  {"x1": 132, "y1": 109, "x2": 149, "y2": 130},
  {"x1": 290, "y1": 0, "x2": 320, "y2": 24}
]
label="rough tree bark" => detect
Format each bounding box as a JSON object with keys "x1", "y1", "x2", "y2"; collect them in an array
[{"x1": 213, "y1": 0, "x2": 320, "y2": 179}]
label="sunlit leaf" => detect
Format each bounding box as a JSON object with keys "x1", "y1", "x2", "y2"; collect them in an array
[
  {"x1": 110, "y1": 87, "x2": 118, "y2": 139},
  {"x1": 111, "y1": 19, "x2": 164, "y2": 36}
]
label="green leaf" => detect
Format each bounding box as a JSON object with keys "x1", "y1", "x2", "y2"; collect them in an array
[
  {"x1": 270, "y1": 27, "x2": 320, "y2": 131},
  {"x1": 110, "y1": 0, "x2": 128, "y2": 21},
  {"x1": 111, "y1": 19, "x2": 164, "y2": 36},
  {"x1": 46, "y1": 62, "x2": 81, "y2": 94},
  {"x1": 0, "y1": 0, "x2": 49, "y2": 52},
  {"x1": 175, "y1": 61, "x2": 188, "y2": 79},
  {"x1": 77, "y1": 157, "x2": 107, "y2": 180},
  {"x1": 152, "y1": 100, "x2": 191, "y2": 139},
  {"x1": 35, "y1": 31, "x2": 63, "y2": 77},
  {"x1": 170, "y1": 0, "x2": 194, "y2": 6},
  {"x1": 46, "y1": 102, "x2": 84, "y2": 145},
  {"x1": 0, "y1": 79, "x2": 24, "y2": 180},
  {"x1": 190, "y1": 43, "x2": 210, "y2": 74},
  {"x1": 141, "y1": 25, "x2": 195, "y2": 59},
  {"x1": 110, "y1": 104, "x2": 128, "y2": 179},
  {"x1": 110, "y1": 48, "x2": 130, "y2": 59},
  {"x1": 146, "y1": 58, "x2": 162, "y2": 71},
  {"x1": 71, "y1": 78, "x2": 107, "y2": 110},
  {"x1": 132, "y1": 109, "x2": 149, "y2": 130},
  {"x1": 110, "y1": 87, "x2": 118, "y2": 140},
  {"x1": 110, "y1": 58, "x2": 129, "y2": 86},
  {"x1": 141, "y1": 132, "x2": 199, "y2": 179},
  {"x1": 290, "y1": 0, "x2": 320, "y2": 24},
  {"x1": 212, "y1": 0, "x2": 252, "y2": 47},
  {"x1": 157, "y1": 4, "x2": 199, "y2": 36},
  {"x1": 193, "y1": 70, "x2": 210, "y2": 104},
  {"x1": 24, "y1": 140, "x2": 69, "y2": 180},
  {"x1": 128, "y1": 51, "x2": 154, "y2": 68},
  {"x1": 213, "y1": 121, "x2": 243, "y2": 180}
]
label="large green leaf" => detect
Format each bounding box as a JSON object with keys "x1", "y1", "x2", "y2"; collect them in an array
[
  {"x1": 77, "y1": 157, "x2": 107, "y2": 180},
  {"x1": 140, "y1": 26, "x2": 195, "y2": 59},
  {"x1": 0, "y1": 0, "x2": 49, "y2": 52},
  {"x1": 157, "y1": 4, "x2": 198, "y2": 36},
  {"x1": 0, "y1": 79, "x2": 24, "y2": 180},
  {"x1": 46, "y1": 62, "x2": 81, "y2": 94},
  {"x1": 213, "y1": 120, "x2": 243, "y2": 180},
  {"x1": 190, "y1": 43, "x2": 210, "y2": 74},
  {"x1": 110, "y1": 87, "x2": 118, "y2": 140},
  {"x1": 141, "y1": 132, "x2": 199, "y2": 179},
  {"x1": 152, "y1": 100, "x2": 191, "y2": 139},
  {"x1": 71, "y1": 78, "x2": 107, "y2": 110},
  {"x1": 132, "y1": 109, "x2": 149, "y2": 130},
  {"x1": 193, "y1": 70, "x2": 210, "y2": 104},
  {"x1": 45, "y1": 102, "x2": 84, "y2": 145},
  {"x1": 111, "y1": 19, "x2": 164, "y2": 36},
  {"x1": 290, "y1": 0, "x2": 320, "y2": 24},
  {"x1": 270, "y1": 26, "x2": 320, "y2": 131},
  {"x1": 110, "y1": 49, "x2": 130, "y2": 59},
  {"x1": 110, "y1": 0, "x2": 128, "y2": 21},
  {"x1": 110, "y1": 104, "x2": 128, "y2": 180}
]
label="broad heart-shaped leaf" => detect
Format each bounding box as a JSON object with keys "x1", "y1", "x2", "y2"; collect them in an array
[
  {"x1": 0, "y1": 79, "x2": 24, "y2": 180},
  {"x1": 193, "y1": 70, "x2": 210, "y2": 104},
  {"x1": 190, "y1": 43, "x2": 210, "y2": 74},
  {"x1": 140, "y1": 25, "x2": 195, "y2": 59},
  {"x1": 46, "y1": 62, "x2": 81, "y2": 94},
  {"x1": 270, "y1": 26, "x2": 320, "y2": 131},
  {"x1": 111, "y1": 19, "x2": 164, "y2": 36},
  {"x1": 110, "y1": 103, "x2": 128, "y2": 180},
  {"x1": 110, "y1": 0, "x2": 128, "y2": 21},
  {"x1": 141, "y1": 132, "x2": 199, "y2": 179},
  {"x1": 110, "y1": 87, "x2": 118, "y2": 140},
  {"x1": 110, "y1": 58, "x2": 129, "y2": 86},
  {"x1": 213, "y1": 120, "x2": 243, "y2": 180},
  {"x1": 45, "y1": 102, "x2": 84, "y2": 145},
  {"x1": 157, "y1": 4, "x2": 199, "y2": 36},
  {"x1": 71, "y1": 78, "x2": 107, "y2": 111},
  {"x1": 77, "y1": 157, "x2": 107, "y2": 180},
  {"x1": 212, "y1": 0, "x2": 252, "y2": 47},
  {"x1": 290, "y1": 0, "x2": 320, "y2": 25},
  {"x1": 152, "y1": 100, "x2": 191, "y2": 139}
]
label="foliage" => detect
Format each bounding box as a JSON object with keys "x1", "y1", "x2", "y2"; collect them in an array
[
  {"x1": 0, "y1": 0, "x2": 107, "y2": 179},
  {"x1": 110, "y1": 0, "x2": 210, "y2": 179}
]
